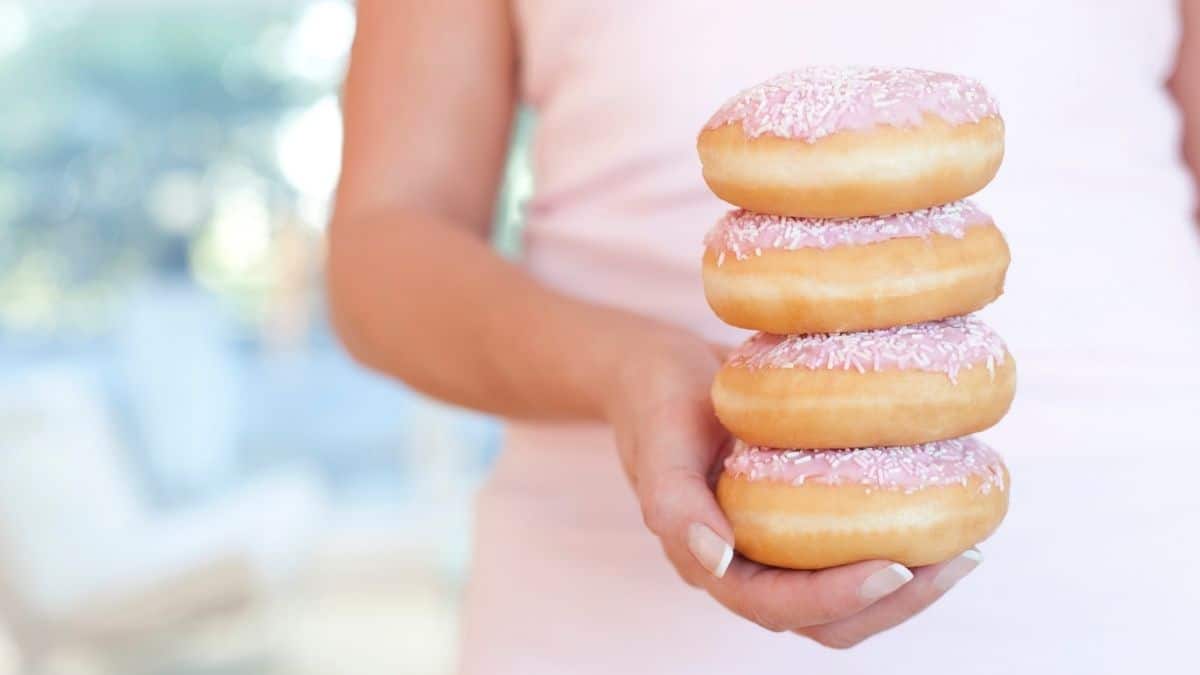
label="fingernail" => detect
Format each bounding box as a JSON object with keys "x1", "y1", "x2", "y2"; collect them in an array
[
  {"x1": 933, "y1": 548, "x2": 983, "y2": 591},
  {"x1": 687, "y1": 523, "x2": 734, "y2": 579},
  {"x1": 859, "y1": 563, "x2": 914, "y2": 602}
]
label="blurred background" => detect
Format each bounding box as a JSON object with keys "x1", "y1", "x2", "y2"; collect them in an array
[{"x1": 0, "y1": 1, "x2": 533, "y2": 672}]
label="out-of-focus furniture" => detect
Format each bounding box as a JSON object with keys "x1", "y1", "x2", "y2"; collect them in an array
[{"x1": 0, "y1": 369, "x2": 326, "y2": 673}]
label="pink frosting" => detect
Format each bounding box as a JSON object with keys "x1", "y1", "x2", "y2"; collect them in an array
[
  {"x1": 705, "y1": 66, "x2": 999, "y2": 143},
  {"x1": 705, "y1": 200, "x2": 990, "y2": 263},
  {"x1": 728, "y1": 315, "x2": 1007, "y2": 382},
  {"x1": 723, "y1": 437, "x2": 1006, "y2": 494}
]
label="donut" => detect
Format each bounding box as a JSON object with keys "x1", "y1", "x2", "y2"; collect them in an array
[
  {"x1": 716, "y1": 436, "x2": 1009, "y2": 569},
  {"x1": 703, "y1": 200, "x2": 1009, "y2": 334},
  {"x1": 711, "y1": 315, "x2": 1015, "y2": 449},
  {"x1": 697, "y1": 67, "x2": 1004, "y2": 218}
]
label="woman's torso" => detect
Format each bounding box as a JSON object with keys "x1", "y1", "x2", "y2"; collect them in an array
[{"x1": 462, "y1": 3, "x2": 1200, "y2": 673}]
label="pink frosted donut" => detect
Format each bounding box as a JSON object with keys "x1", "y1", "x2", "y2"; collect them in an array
[
  {"x1": 711, "y1": 316, "x2": 1017, "y2": 448},
  {"x1": 697, "y1": 66, "x2": 1005, "y2": 218},
  {"x1": 717, "y1": 436, "x2": 1010, "y2": 569},
  {"x1": 702, "y1": 200, "x2": 1010, "y2": 333}
]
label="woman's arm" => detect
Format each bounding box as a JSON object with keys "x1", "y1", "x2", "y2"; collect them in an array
[
  {"x1": 328, "y1": 0, "x2": 977, "y2": 648},
  {"x1": 1170, "y1": 0, "x2": 1200, "y2": 198},
  {"x1": 328, "y1": 0, "x2": 690, "y2": 420}
]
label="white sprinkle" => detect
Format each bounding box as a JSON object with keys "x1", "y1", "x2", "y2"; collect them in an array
[
  {"x1": 703, "y1": 201, "x2": 989, "y2": 260},
  {"x1": 727, "y1": 315, "x2": 1006, "y2": 381}
]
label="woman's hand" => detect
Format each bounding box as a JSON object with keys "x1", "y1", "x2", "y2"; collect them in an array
[{"x1": 606, "y1": 331, "x2": 985, "y2": 648}]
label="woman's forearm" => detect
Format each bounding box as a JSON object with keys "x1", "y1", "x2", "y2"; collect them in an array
[
  {"x1": 327, "y1": 208, "x2": 695, "y2": 421},
  {"x1": 329, "y1": 1, "x2": 665, "y2": 421}
]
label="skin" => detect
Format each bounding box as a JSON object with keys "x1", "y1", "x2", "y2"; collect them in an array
[
  {"x1": 328, "y1": 0, "x2": 1200, "y2": 649},
  {"x1": 1170, "y1": 0, "x2": 1200, "y2": 218}
]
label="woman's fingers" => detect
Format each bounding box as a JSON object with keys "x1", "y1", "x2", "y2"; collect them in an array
[
  {"x1": 798, "y1": 549, "x2": 983, "y2": 648},
  {"x1": 686, "y1": 521, "x2": 735, "y2": 579},
  {"x1": 628, "y1": 380, "x2": 971, "y2": 643},
  {"x1": 699, "y1": 556, "x2": 914, "y2": 632},
  {"x1": 640, "y1": 465, "x2": 735, "y2": 580},
  {"x1": 637, "y1": 455, "x2": 735, "y2": 581},
  {"x1": 706, "y1": 340, "x2": 734, "y2": 361},
  {"x1": 634, "y1": 396, "x2": 736, "y2": 581}
]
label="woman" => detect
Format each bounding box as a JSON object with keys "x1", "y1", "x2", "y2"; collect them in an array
[{"x1": 328, "y1": 2, "x2": 1200, "y2": 673}]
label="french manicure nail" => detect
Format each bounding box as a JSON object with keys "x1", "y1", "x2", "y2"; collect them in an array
[
  {"x1": 933, "y1": 549, "x2": 983, "y2": 591},
  {"x1": 687, "y1": 523, "x2": 734, "y2": 579},
  {"x1": 859, "y1": 563, "x2": 914, "y2": 602}
]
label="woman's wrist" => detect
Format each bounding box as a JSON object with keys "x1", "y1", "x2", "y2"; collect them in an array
[{"x1": 601, "y1": 323, "x2": 717, "y2": 428}]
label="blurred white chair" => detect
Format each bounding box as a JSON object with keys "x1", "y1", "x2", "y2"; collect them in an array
[
  {"x1": 399, "y1": 397, "x2": 498, "y2": 574},
  {"x1": 0, "y1": 368, "x2": 328, "y2": 672},
  {"x1": 117, "y1": 279, "x2": 242, "y2": 499}
]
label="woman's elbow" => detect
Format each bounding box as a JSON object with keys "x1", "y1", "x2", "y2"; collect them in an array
[
  {"x1": 324, "y1": 219, "x2": 444, "y2": 400},
  {"x1": 325, "y1": 217, "x2": 393, "y2": 374},
  {"x1": 326, "y1": 252, "x2": 374, "y2": 371}
]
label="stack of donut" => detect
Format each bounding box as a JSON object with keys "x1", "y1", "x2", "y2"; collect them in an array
[{"x1": 696, "y1": 67, "x2": 1015, "y2": 569}]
